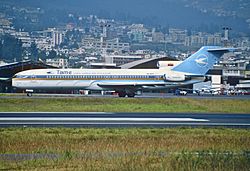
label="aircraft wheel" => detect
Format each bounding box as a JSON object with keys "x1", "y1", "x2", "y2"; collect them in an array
[
  {"x1": 127, "y1": 92, "x2": 135, "y2": 98},
  {"x1": 118, "y1": 92, "x2": 126, "y2": 97},
  {"x1": 27, "y1": 93, "x2": 32, "y2": 97}
]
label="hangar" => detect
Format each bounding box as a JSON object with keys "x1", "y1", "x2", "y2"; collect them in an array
[
  {"x1": 120, "y1": 56, "x2": 177, "y2": 69},
  {"x1": 0, "y1": 60, "x2": 56, "y2": 93}
]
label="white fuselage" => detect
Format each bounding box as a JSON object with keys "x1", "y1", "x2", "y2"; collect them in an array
[{"x1": 12, "y1": 68, "x2": 203, "y2": 91}]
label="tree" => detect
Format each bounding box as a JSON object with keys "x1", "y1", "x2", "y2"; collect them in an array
[
  {"x1": 47, "y1": 50, "x2": 57, "y2": 59},
  {"x1": 0, "y1": 34, "x2": 23, "y2": 61},
  {"x1": 29, "y1": 42, "x2": 38, "y2": 61},
  {"x1": 69, "y1": 41, "x2": 79, "y2": 49},
  {"x1": 38, "y1": 50, "x2": 47, "y2": 60}
]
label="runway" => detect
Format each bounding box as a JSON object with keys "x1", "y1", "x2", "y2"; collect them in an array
[{"x1": 0, "y1": 112, "x2": 250, "y2": 128}]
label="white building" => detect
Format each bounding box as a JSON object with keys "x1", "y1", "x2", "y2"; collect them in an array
[
  {"x1": 52, "y1": 31, "x2": 64, "y2": 47},
  {"x1": 35, "y1": 37, "x2": 53, "y2": 51},
  {"x1": 185, "y1": 33, "x2": 222, "y2": 47},
  {"x1": 12, "y1": 31, "x2": 32, "y2": 48},
  {"x1": 168, "y1": 28, "x2": 187, "y2": 44},
  {"x1": 82, "y1": 37, "x2": 130, "y2": 52},
  {"x1": 46, "y1": 58, "x2": 68, "y2": 68}
]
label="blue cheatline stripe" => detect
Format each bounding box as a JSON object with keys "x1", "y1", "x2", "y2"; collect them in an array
[{"x1": 14, "y1": 74, "x2": 165, "y2": 81}]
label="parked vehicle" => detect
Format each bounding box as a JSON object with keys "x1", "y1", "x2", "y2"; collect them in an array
[{"x1": 174, "y1": 89, "x2": 187, "y2": 96}]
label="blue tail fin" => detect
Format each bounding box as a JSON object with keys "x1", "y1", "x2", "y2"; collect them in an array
[{"x1": 171, "y1": 46, "x2": 235, "y2": 75}]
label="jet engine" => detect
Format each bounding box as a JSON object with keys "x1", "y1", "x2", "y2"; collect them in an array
[
  {"x1": 163, "y1": 72, "x2": 186, "y2": 82},
  {"x1": 157, "y1": 61, "x2": 182, "y2": 68}
]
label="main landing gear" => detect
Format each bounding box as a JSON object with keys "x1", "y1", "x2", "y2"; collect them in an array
[{"x1": 117, "y1": 91, "x2": 135, "y2": 98}]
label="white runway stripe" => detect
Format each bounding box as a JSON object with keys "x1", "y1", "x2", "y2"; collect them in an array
[{"x1": 0, "y1": 117, "x2": 209, "y2": 122}]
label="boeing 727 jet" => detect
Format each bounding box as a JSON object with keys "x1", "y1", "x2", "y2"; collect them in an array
[{"x1": 12, "y1": 46, "x2": 235, "y2": 97}]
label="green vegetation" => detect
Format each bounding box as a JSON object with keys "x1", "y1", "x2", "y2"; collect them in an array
[
  {"x1": 0, "y1": 34, "x2": 23, "y2": 61},
  {"x1": 0, "y1": 97, "x2": 249, "y2": 113},
  {"x1": 0, "y1": 97, "x2": 249, "y2": 169},
  {"x1": 0, "y1": 128, "x2": 250, "y2": 170}
]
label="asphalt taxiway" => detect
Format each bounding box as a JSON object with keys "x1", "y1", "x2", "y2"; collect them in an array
[
  {"x1": 1, "y1": 93, "x2": 250, "y2": 100},
  {"x1": 0, "y1": 112, "x2": 250, "y2": 128}
]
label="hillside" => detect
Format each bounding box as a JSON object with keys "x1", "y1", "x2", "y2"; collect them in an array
[{"x1": 1, "y1": 0, "x2": 249, "y2": 33}]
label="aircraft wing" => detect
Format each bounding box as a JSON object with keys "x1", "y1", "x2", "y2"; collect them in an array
[
  {"x1": 97, "y1": 81, "x2": 166, "y2": 89},
  {"x1": 97, "y1": 81, "x2": 199, "y2": 91}
]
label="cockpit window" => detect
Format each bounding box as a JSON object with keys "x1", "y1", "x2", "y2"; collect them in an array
[{"x1": 12, "y1": 75, "x2": 17, "y2": 78}]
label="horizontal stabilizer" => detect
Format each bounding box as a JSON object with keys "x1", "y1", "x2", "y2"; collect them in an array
[{"x1": 207, "y1": 47, "x2": 236, "y2": 52}]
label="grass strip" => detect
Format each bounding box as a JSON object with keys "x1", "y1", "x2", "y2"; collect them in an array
[
  {"x1": 0, "y1": 127, "x2": 250, "y2": 170},
  {"x1": 0, "y1": 97, "x2": 249, "y2": 113}
]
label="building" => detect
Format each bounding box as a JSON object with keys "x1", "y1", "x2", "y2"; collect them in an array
[
  {"x1": 168, "y1": 28, "x2": 187, "y2": 44},
  {"x1": 46, "y1": 58, "x2": 68, "y2": 68},
  {"x1": 35, "y1": 37, "x2": 53, "y2": 51},
  {"x1": 220, "y1": 60, "x2": 248, "y2": 77},
  {"x1": 207, "y1": 34, "x2": 222, "y2": 46},
  {"x1": 15, "y1": 31, "x2": 32, "y2": 48},
  {"x1": 128, "y1": 24, "x2": 148, "y2": 42},
  {"x1": 190, "y1": 35, "x2": 205, "y2": 47},
  {"x1": 185, "y1": 33, "x2": 222, "y2": 47},
  {"x1": 219, "y1": 60, "x2": 250, "y2": 88},
  {"x1": 152, "y1": 32, "x2": 165, "y2": 43},
  {"x1": 82, "y1": 37, "x2": 130, "y2": 52},
  {"x1": 52, "y1": 31, "x2": 64, "y2": 47},
  {"x1": 103, "y1": 55, "x2": 143, "y2": 66}
]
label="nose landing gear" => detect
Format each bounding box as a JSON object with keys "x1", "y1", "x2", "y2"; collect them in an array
[{"x1": 25, "y1": 89, "x2": 34, "y2": 97}]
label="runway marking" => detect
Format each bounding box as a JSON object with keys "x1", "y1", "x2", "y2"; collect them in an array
[{"x1": 0, "y1": 117, "x2": 208, "y2": 122}]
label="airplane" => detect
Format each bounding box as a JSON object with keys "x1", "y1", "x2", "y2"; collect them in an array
[
  {"x1": 195, "y1": 86, "x2": 222, "y2": 96},
  {"x1": 12, "y1": 46, "x2": 235, "y2": 97}
]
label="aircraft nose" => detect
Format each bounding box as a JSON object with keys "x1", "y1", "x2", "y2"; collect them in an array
[
  {"x1": 12, "y1": 78, "x2": 17, "y2": 87},
  {"x1": 12, "y1": 75, "x2": 20, "y2": 87}
]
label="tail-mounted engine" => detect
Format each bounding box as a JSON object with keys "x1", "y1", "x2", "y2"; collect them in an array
[{"x1": 163, "y1": 72, "x2": 186, "y2": 82}]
